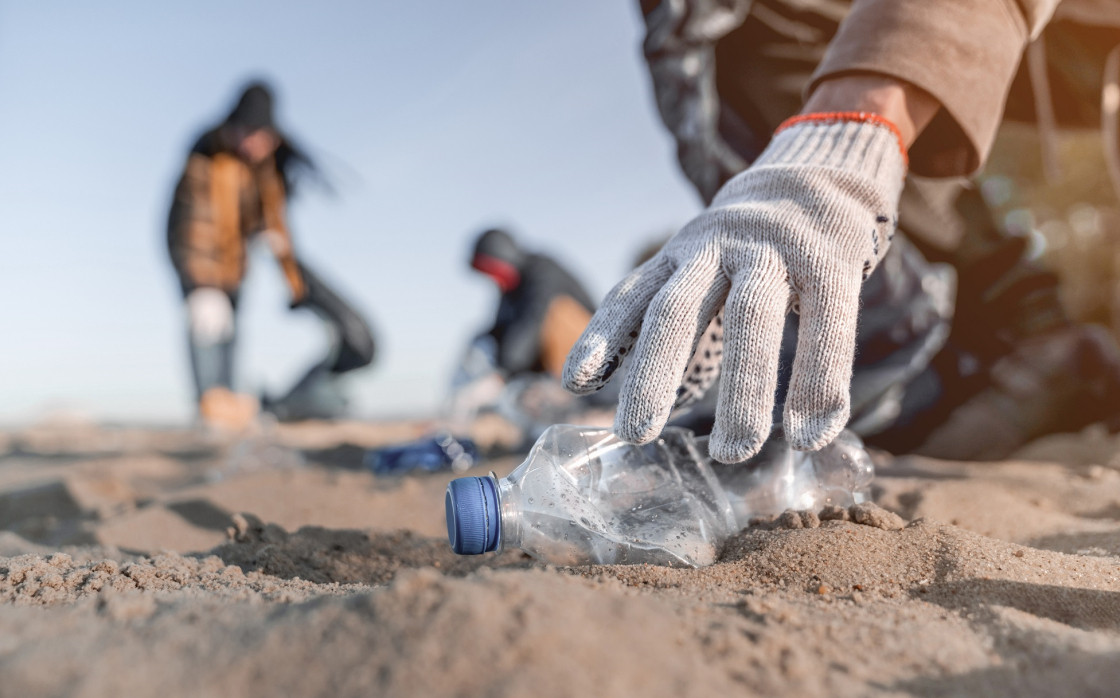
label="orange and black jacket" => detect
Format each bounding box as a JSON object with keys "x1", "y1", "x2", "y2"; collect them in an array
[{"x1": 167, "y1": 129, "x2": 306, "y2": 303}]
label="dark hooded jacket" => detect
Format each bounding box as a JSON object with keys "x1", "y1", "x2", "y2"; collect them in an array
[{"x1": 473, "y1": 229, "x2": 597, "y2": 377}]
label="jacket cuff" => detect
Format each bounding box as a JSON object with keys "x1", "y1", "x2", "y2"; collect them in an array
[{"x1": 808, "y1": 0, "x2": 1031, "y2": 177}]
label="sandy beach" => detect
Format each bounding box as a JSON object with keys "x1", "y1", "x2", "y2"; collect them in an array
[{"x1": 2, "y1": 415, "x2": 1120, "y2": 697}]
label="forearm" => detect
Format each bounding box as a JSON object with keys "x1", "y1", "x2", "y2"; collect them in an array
[
  {"x1": 802, "y1": 74, "x2": 940, "y2": 148},
  {"x1": 806, "y1": 0, "x2": 1046, "y2": 175}
]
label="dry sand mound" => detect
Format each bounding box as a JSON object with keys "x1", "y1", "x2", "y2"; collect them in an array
[{"x1": 2, "y1": 421, "x2": 1120, "y2": 697}]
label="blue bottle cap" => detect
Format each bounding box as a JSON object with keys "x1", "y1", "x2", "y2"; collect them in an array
[{"x1": 445, "y1": 476, "x2": 500, "y2": 554}]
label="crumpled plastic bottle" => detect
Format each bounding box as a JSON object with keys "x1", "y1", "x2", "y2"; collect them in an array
[{"x1": 445, "y1": 425, "x2": 873, "y2": 567}]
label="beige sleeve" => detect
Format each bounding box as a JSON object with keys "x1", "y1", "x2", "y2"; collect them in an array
[{"x1": 808, "y1": 0, "x2": 1061, "y2": 177}]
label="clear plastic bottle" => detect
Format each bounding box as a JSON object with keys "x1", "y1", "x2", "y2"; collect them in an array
[
  {"x1": 702, "y1": 429, "x2": 874, "y2": 529},
  {"x1": 445, "y1": 425, "x2": 874, "y2": 568}
]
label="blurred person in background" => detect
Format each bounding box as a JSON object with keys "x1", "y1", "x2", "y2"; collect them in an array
[
  {"x1": 167, "y1": 81, "x2": 375, "y2": 430},
  {"x1": 469, "y1": 228, "x2": 595, "y2": 380},
  {"x1": 563, "y1": 0, "x2": 1120, "y2": 462},
  {"x1": 448, "y1": 228, "x2": 606, "y2": 439}
]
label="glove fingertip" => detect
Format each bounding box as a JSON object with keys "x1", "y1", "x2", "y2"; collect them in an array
[
  {"x1": 708, "y1": 430, "x2": 766, "y2": 464},
  {"x1": 613, "y1": 403, "x2": 670, "y2": 446},
  {"x1": 783, "y1": 406, "x2": 849, "y2": 452},
  {"x1": 560, "y1": 339, "x2": 617, "y2": 395},
  {"x1": 561, "y1": 374, "x2": 602, "y2": 396}
]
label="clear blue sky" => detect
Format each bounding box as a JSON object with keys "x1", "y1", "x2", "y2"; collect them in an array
[{"x1": 0, "y1": 1, "x2": 701, "y2": 424}]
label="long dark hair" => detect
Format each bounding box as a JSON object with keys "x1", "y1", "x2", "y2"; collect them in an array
[{"x1": 272, "y1": 134, "x2": 323, "y2": 197}]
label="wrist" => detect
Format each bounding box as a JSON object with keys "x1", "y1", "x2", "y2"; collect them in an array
[{"x1": 802, "y1": 74, "x2": 938, "y2": 147}]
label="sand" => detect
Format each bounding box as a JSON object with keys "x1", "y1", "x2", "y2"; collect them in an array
[{"x1": 2, "y1": 416, "x2": 1120, "y2": 697}]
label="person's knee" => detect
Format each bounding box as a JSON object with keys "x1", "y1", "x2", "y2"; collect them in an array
[
  {"x1": 186, "y1": 288, "x2": 235, "y2": 346},
  {"x1": 337, "y1": 332, "x2": 376, "y2": 371}
]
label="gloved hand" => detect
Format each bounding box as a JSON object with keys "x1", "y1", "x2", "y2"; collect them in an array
[
  {"x1": 186, "y1": 287, "x2": 235, "y2": 346},
  {"x1": 563, "y1": 114, "x2": 907, "y2": 463}
]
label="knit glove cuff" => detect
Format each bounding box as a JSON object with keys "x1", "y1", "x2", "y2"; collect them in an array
[{"x1": 762, "y1": 112, "x2": 907, "y2": 175}]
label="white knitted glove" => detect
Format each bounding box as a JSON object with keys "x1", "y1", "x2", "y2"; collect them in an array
[{"x1": 564, "y1": 114, "x2": 907, "y2": 463}]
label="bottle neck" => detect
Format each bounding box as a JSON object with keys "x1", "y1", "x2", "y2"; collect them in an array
[{"x1": 495, "y1": 474, "x2": 522, "y2": 553}]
